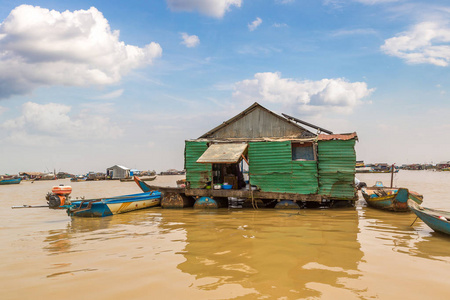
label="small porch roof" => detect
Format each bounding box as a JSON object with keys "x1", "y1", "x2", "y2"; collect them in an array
[{"x1": 196, "y1": 143, "x2": 248, "y2": 164}]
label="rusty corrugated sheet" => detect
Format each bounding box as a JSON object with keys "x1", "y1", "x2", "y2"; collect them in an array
[
  {"x1": 318, "y1": 132, "x2": 357, "y2": 141},
  {"x1": 185, "y1": 141, "x2": 211, "y2": 188},
  {"x1": 318, "y1": 139, "x2": 357, "y2": 200},
  {"x1": 248, "y1": 141, "x2": 318, "y2": 194}
]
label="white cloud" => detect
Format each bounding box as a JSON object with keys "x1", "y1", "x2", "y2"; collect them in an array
[
  {"x1": 323, "y1": 0, "x2": 398, "y2": 8},
  {"x1": 180, "y1": 32, "x2": 200, "y2": 48},
  {"x1": 233, "y1": 72, "x2": 374, "y2": 114},
  {"x1": 0, "y1": 106, "x2": 6, "y2": 115},
  {"x1": 273, "y1": 23, "x2": 288, "y2": 28},
  {"x1": 276, "y1": 0, "x2": 295, "y2": 4},
  {"x1": 381, "y1": 22, "x2": 450, "y2": 67},
  {"x1": 167, "y1": 0, "x2": 241, "y2": 18},
  {"x1": 92, "y1": 89, "x2": 124, "y2": 100},
  {"x1": 248, "y1": 17, "x2": 262, "y2": 31},
  {"x1": 331, "y1": 28, "x2": 377, "y2": 37},
  {"x1": 1, "y1": 102, "x2": 123, "y2": 145},
  {"x1": 0, "y1": 5, "x2": 162, "y2": 99},
  {"x1": 354, "y1": 0, "x2": 399, "y2": 4}
]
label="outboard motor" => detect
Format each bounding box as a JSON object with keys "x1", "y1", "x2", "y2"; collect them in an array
[
  {"x1": 46, "y1": 185, "x2": 72, "y2": 209},
  {"x1": 354, "y1": 178, "x2": 367, "y2": 190}
]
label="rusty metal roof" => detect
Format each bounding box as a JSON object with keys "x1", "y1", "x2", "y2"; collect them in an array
[
  {"x1": 196, "y1": 143, "x2": 248, "y2": 164},
  {"x1": 317, "y1": 132, "x2": 358, "y2": 141}
]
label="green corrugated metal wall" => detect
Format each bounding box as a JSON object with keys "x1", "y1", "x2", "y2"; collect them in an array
[
  {"x1": 248, "y1": 141, "x2": 318, "y2": 194},
  {"x1": 317, "y1": 139, "x2": 356, "y2": 200},
  {"x1": 185, "y1": 141, "x2": 211, "y2": 188},
  {"x1": 185, "y1": 139, "x2": 357, "y2": 199}
]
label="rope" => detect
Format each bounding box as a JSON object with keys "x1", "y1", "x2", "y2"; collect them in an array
[{"x1": 410, "y1": 216, "x2": 419, "y2": 227}]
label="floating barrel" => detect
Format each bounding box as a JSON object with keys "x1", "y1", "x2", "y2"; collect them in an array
[
  {"x1": 275, "y1": 200, "x2": 300, "y2": 209},
  {"x1": 161, "y1": 192, "x2": 195, "y2": 209},
  {"x1": 193, "y1": 197, "x2": 228, "y2": 209}
]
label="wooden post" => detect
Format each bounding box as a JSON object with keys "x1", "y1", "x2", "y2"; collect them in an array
[
  {"x1": 390, "y1": 164, "x2": 394, "y2": 188},
  {"x1": 161, "y1": 192, "x2": 195, "y2": 208}
]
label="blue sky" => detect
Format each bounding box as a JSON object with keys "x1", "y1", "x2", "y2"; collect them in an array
[{"x1": 0, "y1": 0, "x2": 449, "y2": 174}]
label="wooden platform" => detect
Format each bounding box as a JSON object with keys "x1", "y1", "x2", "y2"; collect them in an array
[{"x1": 144, "y1": 185, "x2": 322, "y2": 202}]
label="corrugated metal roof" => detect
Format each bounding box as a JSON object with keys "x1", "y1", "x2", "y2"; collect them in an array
[
  {"x1": 317, "y1": 132, "x2": 358, "y2": 141},
  {"x1": 20, "y1": 172, "x2": 41, "y2": 176},
  {"x1": 107, "y1": 165, "x2": 130, "y2": 170},
  {"x1": 197, "y1": 143, "x2": 248, "y2": 164}
]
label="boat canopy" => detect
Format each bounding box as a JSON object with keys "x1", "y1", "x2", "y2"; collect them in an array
[{"x1": 196, "y1": 143, "x2": 248, "y2": 164}]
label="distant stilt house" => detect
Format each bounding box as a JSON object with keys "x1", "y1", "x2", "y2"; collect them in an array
[
  {"x1": 437, "y1": 161, "x2": 450, "y2": 170},
  {"x1": 183, "y1": 102, "x2": 358, "y2": 207},
  {"x1": 19, "y1": 172, "x2": 42, "y2": 180},
  {"x1": 106, "y1": 165, "x2": 130, "y2": 179}
]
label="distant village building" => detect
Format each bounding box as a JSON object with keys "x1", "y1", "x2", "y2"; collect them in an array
[
  {"x1": 437, "y1": 161, "x2": 450, "y2": 169},
  {"x1": 160, "y1": 169, "x2": 186, "y2": 175},
  {"x1": 86, "y1": 172, "x2": 107, "y2": 180},
  {"x1": 57, "y1": 172, "x2": 73, "y2": 179},
  {"x1": 19, "y1": 172, "x2": 42, "y2": 180},
  {"x1": 106, "y1": 165, "x2": 130, "y2": 179}
]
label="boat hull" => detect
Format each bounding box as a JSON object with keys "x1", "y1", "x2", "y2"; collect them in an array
[
  {"x1": 0, "y1": 178, "x2": 22, "y2": 185},
  {"x1": 120, "y1": 176, "x2": 156, "y2": 182},
  {"x1": 362, "y1": 188, "x2": 422, "y2": 212},
  {"x1": 408, "y1": 200, "x2": 450, "y2": 235},
  {"x1": 67, "y1": 192, "x2": 161, "y2": 217}
]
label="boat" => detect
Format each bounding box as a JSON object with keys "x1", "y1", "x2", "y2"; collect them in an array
[
  {"x1": 70, "y1": 176, "x2": 87, "y2": 182},
  {"x1": 66, "y1": 191, "x2": 161, "y2": 217},
  {"x1": 120, "y1": 175, "x2": 156, "y2": 182},
  {"x1": 408, "y1": 200, "x2": 450, "y2": 235},
  {"x1": 0, "y1": 177, "x2": 22, "y2": 185},
  {"x1": 361, "y1": 181, "x2": 423, "y2": 212},
  {"x1": 134, "y1": 175, "x2": 152, "y2": 192}
]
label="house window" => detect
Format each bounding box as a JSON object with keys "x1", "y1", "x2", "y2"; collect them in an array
[{"x1": 292, "y1": 142, "x2": 315, "y2": 161}]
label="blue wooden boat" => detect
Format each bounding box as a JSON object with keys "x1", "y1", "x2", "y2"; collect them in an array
[
  {"x1": 134, "y1": 175, "x2": 152, "y2": 192},
  {"x1": 67, "y1": 191, "x2": 161, "y2": 217},
  {"x1": 0, "y1": 177, "x2": 22, "y2": 185},
  {"x1": 408, "y1": 200, "x2": 450, "y2": 235},
  {"x1": 361, "y1": 183, "x2": 423, "y2": 212}
]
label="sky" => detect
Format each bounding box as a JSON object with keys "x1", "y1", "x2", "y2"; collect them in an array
[{"x1": 0, "y1": 0, "x2": 449, "y2": 174}]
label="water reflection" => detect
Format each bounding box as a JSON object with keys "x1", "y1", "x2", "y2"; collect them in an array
[
  {"x1": 43, "y1": 209, "x2": 165, "y2": 256},
  {"x1": 157, "y1": 208, "x2": 364, "y2": 299},
  {"x1": 358, "y1": 206, "x2": 450, "y2": 262}
]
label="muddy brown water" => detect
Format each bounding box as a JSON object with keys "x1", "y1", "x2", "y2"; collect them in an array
[{"x1": 0, "y1": 171, "x2": 449, "y2": 299}]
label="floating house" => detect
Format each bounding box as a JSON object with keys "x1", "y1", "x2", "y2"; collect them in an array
[
  {"x1": 106, "y1": 165, "x2": 130, "y2": 180},
  {"x1": 182, "y1": 102, "x2": 358, "y2": 208}
]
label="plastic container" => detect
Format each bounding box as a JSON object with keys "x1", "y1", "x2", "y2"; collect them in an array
[
  {"x1": 213, "y1": 184, "x2": 222, "y2": 190},
  {"x1": 222, "y1": 184, "x2": 233, "y2": 190},
  {"x1": 52, "y1": 185, "x2": 72, "y2": 195}
]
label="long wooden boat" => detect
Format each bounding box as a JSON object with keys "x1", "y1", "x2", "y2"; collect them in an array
[
  {"x1": 70, "y1": 176, "x2": 87, "y2": 182},
  {"x1": 362, "y1": 185, "x2": 423, "y2": 212},
  {"x1": 408, "y1": 200, "x2": 450, "y2": 235},
  {"x1": 0, "y1": 178, "x2": 22, "y2": 185},
  {"x1": 134, "y1": 176, "x2": 153, "y2": 192},
  {"x1": 120, "y1": 175, "x2": 156, "y2": 182},
  {"x1": 67, "y1": 191, "x2": 161, "y2": 217}
]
